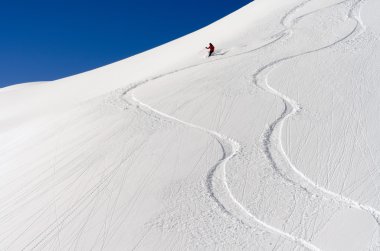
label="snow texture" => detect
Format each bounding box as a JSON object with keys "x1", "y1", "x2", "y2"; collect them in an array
[{"x1": 1, "y1": 0, "x2": 380, "y2": 250}]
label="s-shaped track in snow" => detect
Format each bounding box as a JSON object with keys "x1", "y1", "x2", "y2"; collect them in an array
[
  {"x1": 119, "y1": 1, "x2": 321, "y2": 250},
  {"x1": 124, "y1": 87, "x2": 319, "y2": 251},
  {"x1": 117, "y1": 0, "x2": 377, "y2": 250},
  {"x1": 127, "y1": 94, "x2": 319, "y2": 250},
  {"x1": 256, "y1": 0, "x2": 380, "y2": 226}
]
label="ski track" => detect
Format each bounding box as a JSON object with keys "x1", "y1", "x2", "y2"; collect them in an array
[
  {"x1": 256, "y1": 0, "x2": 380, "y2": 226},
  {"x1": 129, "y1": 95, "x2": 319, "y2": 251},
  {"x1": 73, "y1": 0, "x2": 374, "y2": 250},
  {"x1": 117, "y1": 1, "x2": 324, "y2": 250}
]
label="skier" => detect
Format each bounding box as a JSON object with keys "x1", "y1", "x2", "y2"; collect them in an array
[{"x1": 205, "y1": 43, "x2": 215, "y2": 57}]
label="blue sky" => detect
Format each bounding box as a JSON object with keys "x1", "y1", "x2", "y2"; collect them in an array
[{"x1": 0, "y1": 0, "x2": 251, "y2": 88}]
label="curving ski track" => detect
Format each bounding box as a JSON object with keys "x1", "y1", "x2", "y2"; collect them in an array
[
  {"x1": 119, "y1": 1, "x2": 321, "y2": 250},
  {"x1": 115, "y1": 0, "x2": 379, "y2": 250},
  {"x1": 127, "y1": 96, "x2": 319, "y2": 251},
  {"x1": 256, "y1": 0, "x2": 380, "y2": 226}
]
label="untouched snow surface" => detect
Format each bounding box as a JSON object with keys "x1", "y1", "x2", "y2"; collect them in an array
[{"x1": 1, "y1": 0, "x2": 380, "y2": 250}]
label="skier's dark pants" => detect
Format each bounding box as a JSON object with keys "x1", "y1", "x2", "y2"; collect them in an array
[{"x1": 209, "y1": 50, "x2": 214, "y2": 57}]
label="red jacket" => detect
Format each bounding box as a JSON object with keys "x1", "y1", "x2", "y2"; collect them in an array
[{"x1": 206, "y1": 43, "x2": 215, "y2": 52}]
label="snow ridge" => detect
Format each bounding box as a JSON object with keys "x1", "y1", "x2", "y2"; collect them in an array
[{"x1": 256, "y1": 0, "x2": 380, "y2": 225}]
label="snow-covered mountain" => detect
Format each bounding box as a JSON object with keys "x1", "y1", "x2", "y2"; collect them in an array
[{"x1": 1, "y1": 0, "x2": 380, "y2": 250}]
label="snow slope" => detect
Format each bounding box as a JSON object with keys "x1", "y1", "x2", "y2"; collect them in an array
[{"x1": 1, "y1": 0, "x2": 380, "y2": 250}]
